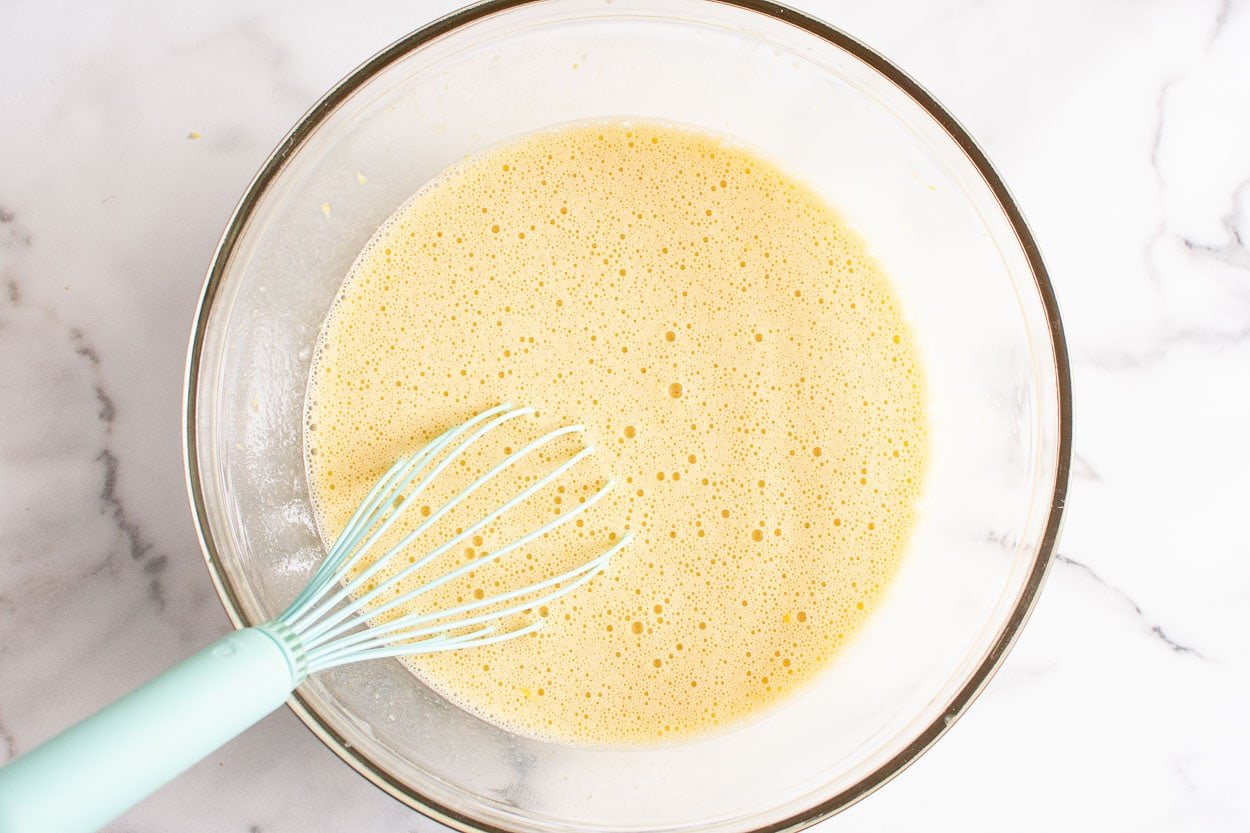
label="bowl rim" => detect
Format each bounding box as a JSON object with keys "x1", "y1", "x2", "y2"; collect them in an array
[{"x1": 183, "y1": 1, "x2": 1073, "y2": 830}]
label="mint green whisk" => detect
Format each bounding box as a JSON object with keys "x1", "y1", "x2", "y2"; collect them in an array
[{"x1": 0, "y1": 404, "x2": 630, "y2": 833}]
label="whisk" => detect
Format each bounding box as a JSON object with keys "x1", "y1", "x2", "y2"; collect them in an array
[{"x1": 0, "y1": 404, "x2": 630, "y2": 833}]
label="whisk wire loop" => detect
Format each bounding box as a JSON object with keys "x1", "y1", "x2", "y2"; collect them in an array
[
  {"x1": 304, "y1": 534, "x2": 625, "y2": 666},
  {"x1": 284, "y1": 402, "x2": 512, "y2": 626},
  {"x1": 301, "y1": 442, "x2": 601, "y2": 645},
  {"x1": 277, "y1": 404, "x2": 631, "y2": 670},
  {"x1": 285, "y1": 403, "x2": 527, "y2": 631},
  {"x1": 299, "y1": 420, "x2": 584, "y2": 642}
]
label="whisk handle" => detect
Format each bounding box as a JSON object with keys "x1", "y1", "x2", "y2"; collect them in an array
[{"x1": 0, "y1": 624, "x2": 301, "y2": 833}]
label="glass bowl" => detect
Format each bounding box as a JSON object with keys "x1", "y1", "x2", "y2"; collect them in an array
[{"x1": 184, "y1": 1, "x2": 1071, "y2": 831}]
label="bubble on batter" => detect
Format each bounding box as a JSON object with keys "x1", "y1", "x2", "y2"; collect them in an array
[{"x1": 304, "y1": 120, "x2": 927, "y2": 747}]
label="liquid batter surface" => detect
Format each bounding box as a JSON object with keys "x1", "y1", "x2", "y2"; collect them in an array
[{"x1": 305, "y1": 121, "x2": 926, "y2": 745}]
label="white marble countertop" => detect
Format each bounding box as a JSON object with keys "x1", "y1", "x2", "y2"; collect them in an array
[{"x1": 2, "y1": 1, "x2": 1248, "y2": 830}]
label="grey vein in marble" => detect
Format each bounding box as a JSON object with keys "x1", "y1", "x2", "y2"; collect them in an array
[
  {"x1": 1179, "y1": 178, "x2": 1250, "y2": 272},
  {"x1": 0, "y1": 213, "x2": 30, "y2": 252},
  {"x1": 0, "y1": 261, "x2": 174, "y2": 611},
  {"x1": 70, "y1": 325, "x2": 171, "y2": 610},
  {"x1": 1096, "y1": 0, "x2": 1250, "y2": 374},
  {"x1": 0, "y1": 710, "x2": 15, "y2": 762},
  {"x1": 1055, "y1": 553, "x2": 1205, "y2": 658},
  {"x1": 1070, "y1": 453, "x2": 1103, "y2": 482}
]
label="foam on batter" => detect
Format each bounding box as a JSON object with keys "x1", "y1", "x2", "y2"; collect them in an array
[{"x1": 305, "y1": 121, "x2": 926, "y2": 745}]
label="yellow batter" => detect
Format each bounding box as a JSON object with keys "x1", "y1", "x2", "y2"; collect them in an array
[{"x1": 305, "y1": 121, "x2": 926, "y2": 745}]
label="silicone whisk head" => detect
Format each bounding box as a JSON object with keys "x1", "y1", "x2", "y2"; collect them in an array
[{"x1": 280, "y1": 403, "x2": 631, "y2": 674}]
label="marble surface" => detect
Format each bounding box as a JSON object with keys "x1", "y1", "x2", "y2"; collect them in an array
[{"x1": 1, "y1": 0, "x2": 1248, "y2": 830}]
